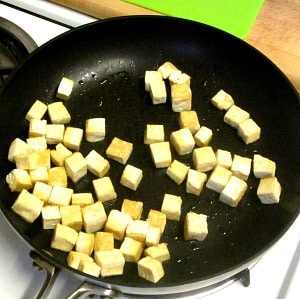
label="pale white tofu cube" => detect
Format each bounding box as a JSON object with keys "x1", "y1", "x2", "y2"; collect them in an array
[
  {"x1": 211, "y1": 89, "x2": 234, "y2": 110},
  {"x1": 224, "y1": 105, "x2": 250, "y2": 129},
  {"x1": 145, "y1": 70, "x2": 163, "y2": 91},
  {"x1": 25, "y1": 99, "x2": 47, "y2": 121},
  {"x1": 253, "y1": 154, "x2": 276, "y2": 178},
  {"x1": 193, "y1": 146, "x2": 217, "y2": 172},
  {"x1": 121, "y1": 198, "x2": 143, "y2": 220},
  {"x1": 28, "y1": 119, "x2": 47, "y2": 138},
  {"x1": 82, "y1": 201, "x2": 107, "y2": 233},
  {"x1": 48, "y1": 166, "x2": 68, "y2": 187},
  {"x1": 29, "y1": 166, "x2": 49, "y2": 184},
  {"x1": 171, "y1": 83, "x2": 192, "y2": 112},
  {"x1": 48, "y1": 186, "x2": 73, "y2": 206},
  {"x1": 26, "y1": 136, "x2": 47, "y2": 151},
  {"x1": 146, "y1": 209, "x2": 167, "y2": 233},
  {"x1": 56, "y1": 76, "x2": 74, "y2": 100},
  {"x1": 120, "y1": 236, "x2": 143, "y2": 262},
  {"x1": 67, "y1": 251, "x2": 93, "y2": 270},
  {"x1": 65, "y1": 152, "x2": 87, "y2": 183},
  {"x1": 71, "y1": 193, "x2": 94, "y2": 206},
  {"x1": 179, "y1": 110, "x2": 200, "y2": 134},
  {"x1": 186, "y1": 169, "x2": 207, "y2": 196},
  {"x1": 105, "y1": 209, "x2": 132, "y2": 241},
  {"x1": 184, "y1": 212, "x2": 208, "y2": 241},
  {"x1": 93, "y1": 176, "x2": 117, "y2": 202},
  {"x1": 215, "y1": 149, "x2": 232, "y2": 169},
  {"x1": 144, "y1": 124, "x2": 164, "y2": 144},
  {"x1": 194, "y1": 126, "x2": 213, "y2": 147},
  {"x1": 11, "y1": 189, "x2": 44, "y2": 223},
  {"x1": 94, "y1": 231, "x2": 114, "y2": 252},
  {"x1": 170, "y1": 128, "x2": 195, "y2": 155},
  {"x1": 158, "y1": 61, "x2": 178, "y2": 79},
  {"x1": 50, "y1": 143, "x2": 72, "y2": 167},
  {"x1": 257, "y1": 177, "x2": 281, "y2": 204},
  {"x1": 46, "y1": 124, "x2": 65, "y2": 145},
  {"x1": 120, "y1": 164, "x2": 143, "y2": 191},
  {"x1": 6, "y1": 168, "x2": 32, "y2": 192},
  {"x1": 14, "y1": 151, "x2": 39, "y2": 170},
  {"x1": 47, "y1": 102, "x2": 71, "y2": 124},
  {"x1": 169, "y1": 71, "x2": 191, "y2": 86},
  {"x1": 161, "y1": 193, "x2": 182, "y2": 221},
  {"x1": 144, "y1": 243, "x2": 170, "y2": 262},
  {"x1": 138, "y1": 256, "x2": 164, "y2": 283},
  {"x1": 75, "y1": 231, "x2": 95, "y2": 256},
  {"x1": 85, "y1": 118, "x2": 105, "y2": 142},
  {"x1": 41, "y1": 205, "x2": 61, "y2": 229},
  {"x1": 106, "y1": 137, "x2": 133, "y2": 165},
  {"x1": 220, "y1": 176, "x2": 248, "y2": 207},
  {"x1": 145, "y1": 226, "x2": 162, "y2": 247},
  {"x1": 149, "y1": 141, "x2": 172, "y2": 168},
  {"x1": 149, "y1": 78, "x2": 167, "y2": 105},
  {"x1": 94, "y1": 249, "x2": 125, "y2": 277},
  {"x1": 7, "y1": 138, "x2": 28, "y2": 163},
  {"x1": 33, "y1": 181, "x2": 52, "y2": 203},
  {"x1": 166, "y1": 159, "x2": 189, "y2": 185},
  {"x1": 63, "y1": 126, "x2": 84, "y2": 151},
  {"x1": 51, "y1": 223, "x2": 78, "y2": 252},
  {"x1": 231, "y1": 154, "x2": 252, "y2": 181},
  {"x1": 206, "y1": 165, "x2": 232, "y2": 193},
  {"x1": 237, "y1": 118, "x2": 261, "y2": 144},
  {"x1": 78, "y1": 260, "x2": 101, "y2": 277},
  {"x1": 126, "y1": 219, "x2": 150, "y2": 243},
  {"x1": 60, "y1": 205, "x2": 82, "y2": 231}
]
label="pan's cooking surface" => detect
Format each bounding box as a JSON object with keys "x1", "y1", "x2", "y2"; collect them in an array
[{"x1": 0, "y1": 16, "x2": 299, "y2": 293}]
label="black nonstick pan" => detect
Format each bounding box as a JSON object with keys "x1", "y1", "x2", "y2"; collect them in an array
[{"x1": 0, "y1": 16, "x2": 299, "y2": 296}]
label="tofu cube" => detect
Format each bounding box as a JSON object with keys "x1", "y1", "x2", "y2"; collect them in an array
[
  {"x1": 194, "y1": 126, "x2": 213, "y2": 147},
  {"x1": 144, "y1": 124, "x2": 165, "y2": 144},
  {"x1": 206, "y1": 165, "x2": 232, "y2": 193},
  {"x1": 60, "y1": 205, "x2": 83, "y2": 231},
  {"x1": 166, "y1": 159, "x2": 189, "y2": 185},
  {"x1": 48, "y1": 166, "x2": 68, "y2": 187},
  {"x1": 121, "y1": 198, "x2": 143, "y2": 220},
  {"x1": 93, "y1": 176, "x2": 117, "y2": 202},
  {"x1": 50, "y1": 143, "x2": 72, "y2": 167},
  {"x1": 75, "y1": 231, "x2": 95, "y2": 256},
  {"x1": 120, "y1": 164, "x2": 143, "y2": 191},
  {"x1": 47, "y1": 102, "x2": 71, "y2": 124},
  {"x1": 149, "y1": 141, "x2": 172, "y2": 168},
  {"x1": 28, "y1": 119, "x2": 47, "y2": 138},
  {"x1": 146, "y1": 209, "x2": 167, "y2": 233},
  {"x1": 94, "y1": 231, "x2": 114, "y2": 252},
  {"x1": 81, "y1": 201, "x2": 107, "y2": 233},
  {"x1": 161, "y1": 193, "x2": 182, "y2": 221},
  {"x1": 169, "y1": 71, "x2": 191, "y2": 86},
  {"x1": 120, "y1": 237, "x2": 143, "y2": 262},
  {"x1": 85, "y1": 118, "x2": 105, "y2": 142},
  {"x1": 149, "y1": 78, "x2": 167, "y2": 105},
  {"x1": 26, "y1": 136, "x2": 47, "y2": 151},
  {"x1": 11, "y1": 189, "x2": 44, "y2": 223},
  {"x1": 14, "y1": 150, "x2": 39, "y2": 170},
  {"x1": 171, "y1": 83, "x2": 192, "y2": 112},
  {"x1": 158, "y1": 61, "x2": 178, "y2": 79},
  {"x1": 220, "y1": 176, "x2": 248, "y2": 207},
  {"x1": 78, "y1": 260, "x2": 101, "y2": 277},
  {"x1": 63, "y1": 126, "x2": 84, "y2": 151},
  {"x1": 25, "y1": 99, "x2": 48, "y2": 121},
  {"x1": 170, "y1": 128, "x2": 195, "y2": 155},
  {"x1": 138, "y1": 256, "x2": 164, "y2": 283},
  {"x1": 253, "y1": 154, "x2": 276, "y2": 178},
  {"x1": 126, "y1": 219, "x2": 150, "y2": 243},
  {"x1": 41, "y1": 205, "x2": 61, "y2": 229},
  {"x1": 71, "y1": 193, "x2": 94, "y2": 206},
  {"x1": 145, "y1": 226, "x2": 162, "y2": 247},
  {"x1": 231, "y1": 154, "x2": 252, "y2": 181},
  {"x1": 33, "y1": 181, "x2": 52, "y2": 203},
  {"x1": 6, "y1": 168, "x2": 32, "y2": 192},
  {"x1": 145, "y1": 70, "x2": 163, "y2": 91},
  {"x1": 224, "y1": 105, "x2": 250, "y2": 129},
  {"x1": 48, "y1": 186, "x2": 73, "y2": 206},
  {"x1": 237, "y1": 118, "x2": 261, "y2": 144},
  {"x1": 46, "y1": 124, "x2": 65, "y2": 145},
  {"x1": 51, "y1": 223, "x2": 78, "y2": 252},
  {"x1": 215, "y1": 149, "x2": 232, "y2": 169},
  {"x1": 184, "y1": 212, "x2": 208, "y2": 241},
  {"x1": 193, "y1": 146, "x2": 217, "y2": 172},
  {"x1": 257, "y1": 177, "x2": 281, "y2": 204},
  {"x1": 106, "y1": 137, "x2": 133, "y2": 165},
  {"x1": 211, "y1": 89, "x2": 234, "y2": 110},
  {"x1": 56, "y1": 76, "x2": 74, "y2": 100},
  {"x1": 105, "y1": 209, "x2": 132, "y2": 241},
  {"x1": 7, "y1": 138, "x2": 28, "y2": 163},
  {"x1": 186, "y1": 169, "x2": 207, "y2": 196},
  {"x1": 65, "y1": 152, "x2": 87, "y2": 183},
  {"x1": 179, "y1": 110, "x2": 200, "y2": 134},
  {"x1": 67, "y1": 251, "x2": 93, "y2": 270},
  {"x1": 35, "y1": 149, "x2": 51, "y2": 169},
  {"x1": 29, "y1": 166, "x2": 49, "y2": 184},
  {"x1": 144, "y1": 243, "x2": 170, "y2": 262},
  {"x1": 94, "y1": 249, "x2": 125, "y2": 277}
]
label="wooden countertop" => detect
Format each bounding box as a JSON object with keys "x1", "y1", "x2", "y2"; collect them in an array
[{"x1": 50, "y1": 0, "x2": 300, "y2": 92}]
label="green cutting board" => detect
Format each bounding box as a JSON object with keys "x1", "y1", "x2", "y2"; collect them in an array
[{"x1": 123, "y1": 0, "x2": 265, "y2": 38}]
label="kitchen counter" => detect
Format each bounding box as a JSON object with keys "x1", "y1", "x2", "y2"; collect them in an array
[{"x1": 49, "y1": 0, "x2": 300, "y2": 92}]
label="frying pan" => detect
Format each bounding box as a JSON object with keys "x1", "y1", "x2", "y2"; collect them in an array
[{"x1": 0, "y1": 16, "x2": 299, "y2": 296}]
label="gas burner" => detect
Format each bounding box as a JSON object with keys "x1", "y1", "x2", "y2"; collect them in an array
[{"x1": 0, "y1": 17, "x2": 37, "y2": 86}]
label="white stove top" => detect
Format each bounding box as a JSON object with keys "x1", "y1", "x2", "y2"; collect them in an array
[{"x1": 0, "y1": 1, "x2": 299, "y2": 298}]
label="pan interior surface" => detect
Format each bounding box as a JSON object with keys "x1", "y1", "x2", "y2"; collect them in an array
[{"x1": 0, "y1": 16, "x2": 299, "y2": 294}]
